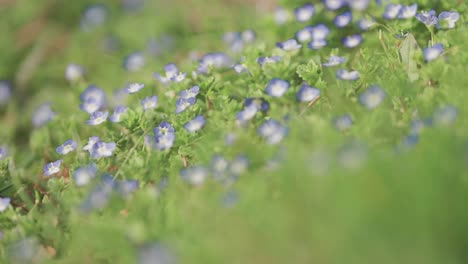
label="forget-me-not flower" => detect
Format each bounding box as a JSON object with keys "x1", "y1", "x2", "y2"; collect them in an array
[
  {"x1": 73, "y1": 163, "x2": 98, "y2": 187},
  {"x1": 258, "y1": 119, "x2": 288, "y2": 145},
  {"x1": 0, "y1": 197, "x2": 10, "y2": 212},
  {"x1": 80, "y1": 4, "x2": 108, "y2": 31},
  {"x1": 334, "y1": 11, "x2": 352, "y2": 28},
  {"x1": 184, "y1": 115, "x2": 206, "y2": 132},
  {"x1": 357, "y1": 17, "x2": 376, "y2": 31},
  {"x1": 323, "y1": 0, "x2": 346, "y2": 10},
  {"x1": 423, "y1": 43, "x2": 444, "y2": 62},
  {"x1": 90, "y1": 141, "x2": 116, "y2": 159},
  {"x1": 33, "y1": 103, "x2": 56, "y2": 127},
  {"x1": 0, "y1": 81, "x2": 11, "y2": 105},
  {"x1": 229, "y1": 155, "x2": 250, "y2": 175},
  {"x1": 123, "y1": 52, "x2": 145, "y2": 72},
  {"x1": 44, "y1": 160, "x2": 62, "y2": 177},
  {"x1": 359, "y1": 85, "x2": 386, "y2": 110},
  {"x1": 80, "y1": 85, "x2": 107, "y2": 114},
  {"x1": 415, "y1": 10, "x2": 438, "y2": 26},
  {"x1": 296, "y1": 26, "x2": 314, "y2": 43},
  {"x1": 343, "y1": 34, "x2": 363, "y2": 48},
  {"x1": 180, "y1": 166, "x2": 209, "y2": 186},
  {"x1": 124, "y1": 82, "x2": 145, "y2": 94},
  {"x1": 154, "y1": 63, "x2": 186, "y2": 84},
  {"x1": 197, "y1": 52, "x2": 232, "y2": 74},
  {"x1": 0, "y1": 147, "x2": 7, "y2": 160},
  {"x1": 275, "y1": 7, "x2": 290, "y2": 25},
  {"x1": 86, "y1": 111, "x2": 108, "y2": 126},
  {"x1": 56, "y1": 140, "x2": 77, "y2": 155},
  {"x1": 65, "y1": 64, "x2": 85, "y2": 82},
  {"x1": 294, "y1": 3, "x2": 315, "y2": 22},
  {"x1": 265, "y1": 78, "x2": 290, "y2": 97},
  {"x1": 323, "y1": 55, "x2": 346, "y2": 67},
  {"x1": 83, "y1": 136, "x2": 100, "y2": 152},
  {"x1": 179, "y1": 86, "x2": 200, "y2": 99},
  {"x1": 437, "y1": 11, "x2": 460, "y2": 29},
  {"x1": 383, "y1": 4, "x2": 402, "y2": 19},
  {"x1": 141, "y1": 96, "x2": 158, "y2": 111},
  {"x1": 257, "y1": 56, "x2": 281, "y2": 67},
  {"x1": 398, "y1": 4, "x2": 418, "y2": 19},
  {"x1": 175, "y1": 97, "x2": 196, "y2": 114},
  {"x1": 334, "y1": 115, "x2": 353, "y2": 131},
  {"x1": 347, "y1": 0, "x2": 370, "y2": 11},
  {"x1": 276, "y1": 39, "x2": 302, "y2": 51},
  {"x1": 296, "y1": 85, "x2": 320, "y2": 102},
  {"x1": 336, "y1": 69, "x2": 360, "y2": 81},
  {"x1": 109, "y1": 106, "x2": 127, "y2": 123},
  {"x1": 236, "y1": 104, "x2": 259, "y2": 123},
  {"x1": 245, "y1": 98, "x2": 269, "y2": 112}
]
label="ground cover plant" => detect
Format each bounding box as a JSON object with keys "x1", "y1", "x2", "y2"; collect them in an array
[{"x1": 0, "y1": 0, "x2": 467, "y2": 263}]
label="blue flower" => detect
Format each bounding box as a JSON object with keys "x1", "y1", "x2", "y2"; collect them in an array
[
  {"x1": 80, "y1": 85, "x2": 107, "y2": 114},
  {"x1": 0, "y1": 81, "x2": 11, "y2": 105},
  {"x1": 43, "y1": 160, "x2": 62, "y2": 177},
  {"x1": 184, "y1": 115, "x2": 206, "y2": 132},
  {"x1": 236, "y1": 104, "x2": 259, "y2": 123},
  {"x1": 311, "y1": 24, "x2": 330, "y2": 40},
  {"x1": 179, "y1": 86, "x2": 200, "y2": 99},
  {"x1": 86, "y1": 111, "x2": 108, "y2": 126},
  {"x1": 233, "y1": 63, "x2": 250, "y2": 74},
  {"x1": 277, "y1": 39, "x2": 302, "y2": 51},
  {"x1": 73, "y1": 163, "x2": 98, "y2": 187},
  {"x1": 342, "y1": 34, "x2": 363, "y2": 48},
  {"x1": 241, "y1": 29, "x2": 256, "y2": 43},
  {"x1": 437, "y1": 11, "x2": 460, "y2": 29},
  {"x1": 275, "y1": 7, "x2": 290, "y2": 25},
  {"x1": 0, "y1": 147, "x2": 7, "y2": 160},
  {"x1": 83, "y1": 136, "x2": 100, "y2": 152},
  {"x1": 348, "y1": 0, "x2": 370, "y2": 11},
  {"x1": 229, "y1": 155, "x2": 250, "y2": 175},
  {"x1": 141, "y1": 96, "x2": 158, "y2": 111},
  {"x1": 197, "y1": 53, "x2": 232, "y2": 74},
  {"x1": 124, "y1": 82, "x2": 145, "y2": 94},
  {"x1": 117, "y1": 179, "x2": 139, "y2": 197},
  {"x1": 32, "y1": 103, "x2": 56, "y2": 127},
  {"x1": 334, "y1": 115, "x2": 353, "y2": 131},
  {"x1": 90, "y1": 141, "x2": 116, "y2": 159},
  {"x1": 357, "y1": 17, "x2": 376, "y2": 31},
  {"x1": 180, "y1": 166, "x2": 209, "y2": 186},
  {"x1": 323, "y1": 55, "x2": 346, "y2": 67},
  {"x1": 109, "y1": 106, "x2": 127, "y2": 123},
  {"x1": 383, "y1": 4, "x2": 402, "y2": 19},
  {"x1": 433, "y1": 105, "x2": 458, "y2": 126},
  {"x1": 80, "y1": 4, "x2": 108, "y2": 31},
  {"x1": 175, "y1": 97, "x2": 196, "y2": 114},
  {"x1": 359, "y1": 85, "x2": 386, "y2": 110},
  {"x1": 138, "y1": 243, "x2": 176, "y2": 264},
  {"x1": 296, "y1": 85, "x2": 320, "y2": 102},
  {"x1": 211, "y1": 155, "x2": 229, "y2": 179},
  {"x1": 155, "y1": 133, "x2": 175, "y2": 151},
  {"x1": 415, "y1": 10, "x2": 438, "y2": 26},
  {"x1": 296, "y1": 26, "x2": 314, "y2": 43},
  {"x1": 308, "y1": 39, "x2": 327, "y2": 50},
  {"x1": 323, "y1": 0, "x2": 346, "y2": 11},
  {"x1": 265, "y1": 78, "x2": 290, "y2": 97},
  {"x1": 56, "y1": 139, "x2": 77, "y2": 155},
  {"x1": 65, "y1": 63, "x2": 85, "y2": 82},
  {"x1": 398, "y1": 4, "x2": 418, "y2": 19},
  {"x1": 154, "y1": 63, "x2": 186, "y2": 84},
  {"x1": 152, "y1": 122, "x2": 176, "y2": 150},
  {"x1": 294, "y1": 3, "x2": 315, "y2": 22},
  {"x1": 123, "y1": 52, "x2": 145, "y2": 72},
  {"x1": 0, "y1": 197, "x2": 10, "y2": 212},
  {"x1": 257, "y1": 56, "x2": 281, "y2": 66},
  {"x1": 336, "y1": 69, "x2": 360, "y2": 81},
  {"x1": 154, "y1": 122, "x2": 175, "y2": 137},
  {"x1": 225, "y1": 133, "x2": 237, "y2": 146},
  {"x1": 245, "y1": 98, "x2": 270, "y2": 112},
  {"x1": 258, "y1": 119, "x2": 288, "y2": 145},
  {"x1": 423, "y1": 43, "x2": 444, "y2": 62},
  {"x1": 334, "y1": 11, "x2": 352, "y2": 28}
]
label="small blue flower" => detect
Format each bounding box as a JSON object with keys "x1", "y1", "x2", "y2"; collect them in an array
[
  {"x1": 117, "y1": 179, "x2": 139, "y2": 197},
  {"x1": 357, "y1": 17, "x2": 376, "y2": 31},
  {"x1": 123, "y1": 52, "x2": 145, "y2": 72},
  {"x1": 265, "y1": 78, "x2": 290, "y2": 97},
  {"x1": 73, "y1": 163, "x2": 98, "y2": 187},
  {"x1": 0, "y1": 81, "x2": 11, "y2": 105},
  {"x1": 342, "y1": 34, "x2": 363, "y2": 48},
  {"x1": 180, "y1": 166, "x2": 209, "y2": 186},
  {"x1": 79, "y1": 85, "x2": 107, "y2": 114},
  {"x1": 348, "y1": 0, "x2": 370, "y2": 11},
  {"x1": 86, "y1": 111, "x2": 108, "y2": 126},
  {"x1": 56, "y1": 139, "x2": 77, "y2": 155},
  {"x1": 179, "y1": 86, "x2": 200, "y2": 99},
  {"x1": 296, "y1": 26, "x2": 314, "y2": 43},
  {"x1": 223, "y1": 31, "x2": 241, "y2": 45},
  {"x1": 225, "y1": 133, "x2": 237, "y2": 146},
  {"x1": 90, "y1": 142, "x2": 116, "y2": 159},
  {"x1": 197, "y1": 53, "x2": 232, "y2": 74},
  {"x1": 359, "y1": 85, "x2": 386, "y2": 110},
  {"x1": 44, "y1": 160, "x2": 62, "y2": 177},
  {"x1": 416, "y1": 10, "x2": 438, "y2": 26},
  {"x1": 334, "y1": 11, "x2": 352, "y2": 28},
  {"x1": 383, "y1": 4, "x2": 402, "y2": 20},
  {"x1": 236, "y1": 104, "x2": 259, "y2": 123},
  {"x1": 80, "y1": 4, "x2": 108, "y2": 31},
  {"x1": 257, "y1": 56, "x2": 281, "y2": 66},
  {"x1": 311, "y1": 24, "x2": 330, "y2": 40},
  {"x1": 334, "y1": 115, "x2": 353, "y2": 131},
  {"x1": 109, "y1": 106, "x2": 127, "y2": 123},
  {"x1": 184, "y1": 115, "x2": 206, "y2": 133},
  {"x1": 154, "y1": 63, "x2": 186, "y2": 84},
  {"x1": 0, "y1": 147, "x2": 7, "y2": 160},
  {"x1": 323, "y1": 0, "x2": 346, "y2": 11},
  {"x1": 241, "y1": 29, "x2": 256, "y2": 43},
  {"x1": 138, "y1": 243, "x2": 176, "y2": 264},
  {"x1": 233, "y1": 63, "x2": 250, "y2": 74},
  {"x1": 124, "y1": 82, "x2": 145, "y2": 94},
  {"x1": 336, "y1": 69, "x2": 360, "y2": 81},
  {"x1": 323, "y1": 55, "x2": 346, "y2": 67},
  {"x1": 433, "y1": 105, "x2": 458, "y2": 126},
  {"x1": 276, "y1": 39, "x2": 302, "y2": 51},
  {"x1": 258, "y1": 119, "x2": 288, "y2": 145},
  {"x1": 155, "y1": 133, "x2": 175, "y2": 151},
  {"x1": 65, "y1": 63, "x2": 85, "y2": 82},
  {"x1": 308, "y1": 39, "x2": 327, "y2": 50},
  {"x1": 211, "y1": 155, "x2": 229, "y2": 179},
  {"x1": 423, "y1": 43, "x2": 444, "y2": 62},
  {"x1": 437, "y1": 11, "x2": 460, "y2": 29},
  {"x1": 294, "y1": 3, "x2": 315, "y2": 22},
  {"x1": 275, "y1": 7, "x2": 290, "y2": 25},
  {"x1": 296, "y1": 85, "x2": 320, "y2": 102},
  {"x1": 32, "y1": 103, "x2": 56, "y2": 127},
  {"x1": 0, "y1": 197, "x2": 10, "y2": 212},
  {"x1": 398, "y1": 4, "x2": 418, "y2": 19},
  {"x1": 245, "y1": 98, "x2": 270, "y2": 112},
  {"x1": 141, "y1": 96, "x2": 158, "y2": 111},
  {"x1": 83, "y1": 136, "x2": 100, "y2": 152},
  {"x1": 229, "y1": 155, "x2": 250, "y2": 175},
  {"x1": 175, "y1": 97, "x2": 196, "y2": 114},
  {"x1": 154, "y1": 122, "x2": 175, "y2": 137}
]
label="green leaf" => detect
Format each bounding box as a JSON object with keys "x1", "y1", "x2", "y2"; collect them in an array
[{"x1": 399, "y1": 33, "x2": 420, "y2": 82}]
